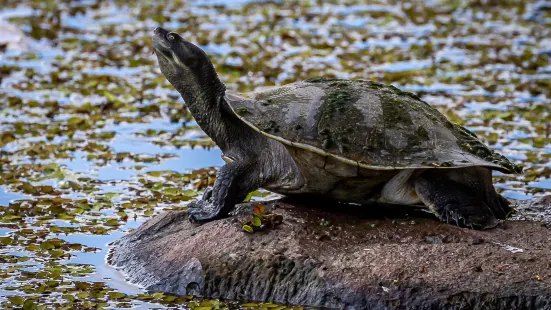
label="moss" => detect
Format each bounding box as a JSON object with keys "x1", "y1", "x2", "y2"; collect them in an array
[
  {"x1": 459, "y1": 125, "x2": 478, "y2": 138},
  {"x1": 236, "y1": 107, "x2": 250, "y2": 115},
  {"x1": 366, "y1": 81, "x2": 384, "y2": 89},
  {"x1": 404, "y1": 126, "x2": 430, "y2": 150},
  {"x1": 254, "y1": 79, "x2": 521, "y2": 173},
  {"x1": 305, "y1": 77, "x2": 340, "y2": 83},
  {"x1": 403, "y1": 91, "x2": 421, "y2": 101},
  {"x1": 362, "y1": 127, "x2": 386, "y2": 152},
  {"x1": 316, "y1": 83, "x2": 358, "y2": 154},
  {"x1": 416, "y1": 127, "x2": 430, "y2": 141},
  {"x1": 306, "y1": 79, "x2": 423, "y2": 106},
  {"x1": 381, "y1": 95, "x2": 414, "y2": 127},
  {"x1": 261, "y1": 120, "x2": 280, "y2": 133},
  {"x1": 326, "y1": 90, "x2": 351, "y2": 116}
]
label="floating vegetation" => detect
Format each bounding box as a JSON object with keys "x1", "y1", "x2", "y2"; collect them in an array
[{"x1": 0, "y1": 0, "x2": 549, "y2": 308}]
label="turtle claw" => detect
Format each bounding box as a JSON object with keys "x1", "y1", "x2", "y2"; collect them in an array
[
  {"x1": 187, "y1": 199, "x2": 221, "y2": 223},
  {"x1": 438, "y1": 203, "x2": 498, "y2": 230}
]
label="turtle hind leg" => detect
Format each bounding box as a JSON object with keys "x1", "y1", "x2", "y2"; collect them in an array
[
  {"x1": 498, "y1": 193, "x2": 513, "y2": 217},
  {"x1": 414, "y1": 169, "x2": 500, "y2": 230},
  {"x1": 448, "y1": 167, "x2": 512, "y2": 220}
]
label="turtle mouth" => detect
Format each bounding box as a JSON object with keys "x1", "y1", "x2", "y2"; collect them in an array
[{"x1": 152, "y1": 27, "x2": 173, "y2": 58}]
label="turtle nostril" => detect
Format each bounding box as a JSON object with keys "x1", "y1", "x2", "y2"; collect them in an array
[{"x1": 153, "y1": 27, "x2": 161, "y2": 34}]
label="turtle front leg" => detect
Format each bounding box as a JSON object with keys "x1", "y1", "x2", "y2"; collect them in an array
[{"x1": 188, "y1": 161, "x2": 260, "y2": 223}]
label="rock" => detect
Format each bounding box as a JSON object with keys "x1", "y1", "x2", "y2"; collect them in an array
[
  {"x1": 511, "y1": 195, "x2": 551, "y2": 226},
  {"x1": 108, "y1": 196, "x2": 551, "y2": 309}
]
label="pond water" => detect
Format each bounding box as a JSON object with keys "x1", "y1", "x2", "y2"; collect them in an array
[{"x1": 0, "y1": 0, "x2": 550, "y2": 308}]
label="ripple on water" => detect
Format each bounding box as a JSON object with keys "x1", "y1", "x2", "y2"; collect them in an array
[{"x1": 57, "y1": 232, "x2": 142, "y2": 293}]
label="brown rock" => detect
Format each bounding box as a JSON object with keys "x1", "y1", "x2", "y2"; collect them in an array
[{"x1": 108, "y1": 196, "x2": 551, "y2": 309}]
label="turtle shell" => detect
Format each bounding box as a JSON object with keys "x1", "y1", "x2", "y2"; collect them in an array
[{"x1": 225, "y1": 78, "x2": 521, "y2": 174}]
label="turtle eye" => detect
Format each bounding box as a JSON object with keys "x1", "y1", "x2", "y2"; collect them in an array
[{"x1": 167, "y1": 33, "x2": 176, "y2": 41}]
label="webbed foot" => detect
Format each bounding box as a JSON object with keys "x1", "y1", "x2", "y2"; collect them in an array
[
  {"x1": 187, "y1": 199, "x2": 222, "y2": 223},
  {"x1": 437, "y1": 202, "x2": 499, "y2": 229},
  {"x1": 187, "y1": 160, "x2": 263, "y2": 223}
]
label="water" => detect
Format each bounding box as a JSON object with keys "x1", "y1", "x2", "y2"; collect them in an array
[{"x1": 0, "y1": 0, "x2": 549, "y2": 308}]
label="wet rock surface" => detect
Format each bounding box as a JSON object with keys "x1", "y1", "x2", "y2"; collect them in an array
[{"x1": 108, "y1": 197, "x2": 551, "y2": 310}]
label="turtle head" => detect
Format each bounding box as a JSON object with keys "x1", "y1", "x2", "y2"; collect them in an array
[{"x1": 152, "y1": 27, "x2": 224, "y2": 101}]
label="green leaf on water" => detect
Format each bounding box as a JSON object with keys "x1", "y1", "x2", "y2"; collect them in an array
[
  {"x1": 8, "y1": 295, "x2": 24, "y2": 305},
  {"x1": 108, "y1": 291, "x2": 126, "y2": 299},
  {"x1": 0, "y1": 236, "x2": 13, "y2": 245},
  {"x1": 23, "y1": 299, "x2": 37, "y2": 310},
  {"x1": 104, "y1": 192, "x2": 120, "y2": 199},
  {"x1": 49, "y1": 250, "x2": 65, "y2": 258},
  {"x1": 163, "y1": 295, "x2": 177, "y2": 302},
  {"x1": 62, "y1": 294, "x2": 75, "y2": 301},
  {"x1": 163, "y1": 187, "x2": 181, "y2": 195},
  {"x1": 181, "y1": 189, "x2": 198, "y2": 197},
  {"x1": 104, "y1": 219, "x2": 119, "y2": 226},
  {"x1": 102, "y1": 90, "x2": 117, "y2": 102},
  {"x1": 40, "y1": 241, "x2": 56, "y2": 250},
  {"x1": 76, "y1": 292, "x2": 89, "y2": 299},
  {"x1": 151, "y1": 292, "x2": 164, "y2": 298}
]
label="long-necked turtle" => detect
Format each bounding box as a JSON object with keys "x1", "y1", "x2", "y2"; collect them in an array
[{"x1": 152, "y1": 27, "x2": 522, "y2": 229}]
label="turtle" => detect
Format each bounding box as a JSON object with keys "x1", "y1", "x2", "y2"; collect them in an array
[{"x1": 152, "y1": 27, "x2": 522, "y2": 229}]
